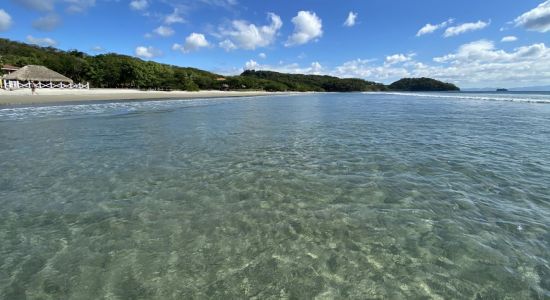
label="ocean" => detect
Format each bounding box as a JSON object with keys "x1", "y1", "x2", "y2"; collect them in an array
[{"x1": 0, "y1": 92, "x2": 549, "y2": 298}]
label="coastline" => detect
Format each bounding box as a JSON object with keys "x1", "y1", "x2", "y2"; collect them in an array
[{"x1": 0, "y1": 89, "x2": 294, "y2": 106}]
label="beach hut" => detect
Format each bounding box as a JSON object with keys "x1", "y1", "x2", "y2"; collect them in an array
[{"x1": 2, "y1": 65, "x2": 77, "y2": 90}]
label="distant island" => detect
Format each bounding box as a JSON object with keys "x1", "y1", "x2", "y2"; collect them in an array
[{"x1": 0, "y1": 38, "x2": 459, "y2": 92}]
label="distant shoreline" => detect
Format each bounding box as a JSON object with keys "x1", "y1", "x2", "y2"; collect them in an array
[{"x1": 0, "y1": 89, "x2": 297, "y2": 107}]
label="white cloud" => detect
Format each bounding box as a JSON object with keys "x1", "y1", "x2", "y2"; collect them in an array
[
  {"x1": 173, "y1": 33, "x2": 210, "y2": 53},
  {"x1": 416, "y1": 18, "x2": 454, "y2": 36},
  {"x1": 333, "y1": 58, "x2": 410, "y2": 81},
  {"x1": 219, "y1": 13, "x2": 282, "y2": 50},
  {"x1": 130, "y1": 0, "x2": 148, "y2": 10},
  {"x1": 243, "y1": 60, "x2": 324, "y2": 75},
  {"x1": 245, "y1": 59, "x2": 259, "y2": 70},
  {"x1": 135, "y1": 46, "x2": 162, "y2": 58},
  {"x1": 444, "y1": 20, "x2": 490, "y2": 37},
  {"x1": 26, "y1": 35, "x2": 57, "y2": 47},
  {"x1": 219, "y1": 39, "x2": 237, "y2": 51},
  {"x1": 285, "y1": 11, "x2": 323, "y2": 47},
  {"x1": 385, "y1": 53, "x2": 415, "y2": 65},
  {"x1": 32, "y1": 14, "x2": 61, "y2": 31},
  {"x1": 164, "y1": 8, "x2": 185, "y2": 24},
  {"x1": 153, "y1": 26, "x2": 174, "y2": 37},
  {"x1": 0, "y1": 9, "x2": 13, "y2": 32},
  {"x1": 242, "y1": 40, "x2": 550, "y2": 88},
  {"x1": 258, "y1": 52, "x2": 267, "y2": 59},
  {"x1": 424, "y1": 41, "x2": 550, "y2": 87},
  {"x1": 514, "y1": 0, "x2": 550, "y2": 32},
  {"x1": 501, "y1": 36, "x2": 518, "y2": 42},
  {"x1": 91, "y1": 46, "x2": 105, "y2": 52},
  {"x1": 433, "y1": 40, "x2": 546, "y2": 64},
  {"x1": 343, "y1": 11, "x2": 357, "y2": 27}
]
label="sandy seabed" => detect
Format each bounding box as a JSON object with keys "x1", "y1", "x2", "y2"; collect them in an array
[{"x1": 0, "y1": 88, "x2": 290, "y2": 106}]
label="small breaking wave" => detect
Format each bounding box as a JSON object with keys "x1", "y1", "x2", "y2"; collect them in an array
[
  {"x1": 0, "y1": 97, "x2": 243, "y2": 121},
  {"x1": 366, "y1": 92, "x2": 550, "y2": 104}
]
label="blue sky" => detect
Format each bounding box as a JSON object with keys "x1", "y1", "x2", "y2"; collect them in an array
[{"x1": 1, "y1": 0, "x2": 550, "y2": 88}]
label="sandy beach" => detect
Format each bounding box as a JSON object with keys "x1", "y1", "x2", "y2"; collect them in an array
[{"x1": 0, "y1": 89, "x2": 289, "y2": 106}]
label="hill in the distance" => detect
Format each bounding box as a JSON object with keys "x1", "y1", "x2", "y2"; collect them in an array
[
  {"x1": 389, "y1": 78, "x2": 460, "y2": 92},
  {"x1": 0, "y1": 38, "x2": 459, "y2": 92}
]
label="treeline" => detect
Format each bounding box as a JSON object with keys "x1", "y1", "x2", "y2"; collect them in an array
[
  {"x1": 389, "y1": 77, "x2": 459, "y2": 91},
  {"x1": 0, "y1": 38, "x2": 219, "y2": 90},
  {"x1": 240, "y1": 70, "x2": 387, "y2": 92},
  {"x1": 0, "y1": 38, "x2": 459, "y2": 92}
]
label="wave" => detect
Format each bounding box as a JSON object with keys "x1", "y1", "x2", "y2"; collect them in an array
[
  {"x1": 0, "y1": 97, "x2": 250, "y2": 121},
  {"x1": 366, "y1": 92, "x2": 550, "y2": 104}
]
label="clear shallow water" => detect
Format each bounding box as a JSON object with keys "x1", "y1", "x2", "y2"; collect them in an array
[{"x1": 0, "y1": 93, "x2": 549, "y2": 299}]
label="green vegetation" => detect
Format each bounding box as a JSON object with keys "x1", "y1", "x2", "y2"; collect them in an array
[
  {"x1": 0, "y1": 38, "x2": 220, "y2": 91},
  {"x1": 240, "y1": 70, "x2": 387, "y2": 92},
  {"x1": 1, "y1": 38, "x2": 459, "y2": 92},
  {"x1": 389, "y1": 77, "x2": 460, "y2": 91}
]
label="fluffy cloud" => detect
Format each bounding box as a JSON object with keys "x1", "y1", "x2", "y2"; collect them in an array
[
  {"x1": 26, "y1": 35, "x2": 57, "y2": 47},
  {"x1": 130, "y1": 0, "x2": 148, "y2": 11},
  {"x1": 173, "y1": 33, "x2": 210, "y2": 53},
  {"x1": 153, "y1": 26, "x2": 174, "y2": 37},
  {"x1": 514, "y1": 0, "x2": 550, "y2": 32},
  {"x1": 0, "y1": 9, "x2": 12, "y2": 31},
  {"x1": 219, "y1": 39, "x2": 237, "y2": 51},
  {"x1": 425, "y1": 41, "x2": 550, "y2": 87},
  {"x1": 433, "y1": 40, "x2": 546, "y2": 64},
  {"x1": 32, "y1": 14, "x2": 61, "y2": 31},
  {"x1": 135, "y1": 46, "x2": 162, "y2": 58},
  {"x1": 285, "y1": 11, "x2": 323, "y2": 46},
  {"x1": 501, "y1": 36, "x2": 518, "y2": 42},
  {"x1": 164, "y1": 8, "x2": 185, "y2": 24},
  {"x1": 385, "y1": 53, "x2": 415, "y2": 65},
  {"x1": 343, "y1": 11, "x2": 357, "y2": 27},
  {"x1": 258, "y1": 52, "x2": 267, "y2": 59},
  {"x1": 219, "y1": 13, "x2": 282, "y2": 50},
  {"x1": 444, "y1": 20, "x2": 490, "y2": 37},
  {"x1": 243, "y1": 60, "x2": 324, "y2": 75},
  {"x1": 416, "y1": 18, "x2": 454, "y2": 36},
  {"x1": 247, "y1": 40, "x2": 550, "y2": 88},
  {"x1": 245, "y1": 59, "x2": 259, "y2": 70},
  {"x1": 333, "y1": 58, "x2": 410, "y2": 80}
]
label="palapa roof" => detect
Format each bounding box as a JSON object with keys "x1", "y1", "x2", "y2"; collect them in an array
[{"x1": 3, "y1": 65, "x2": 73, "y2": 83}]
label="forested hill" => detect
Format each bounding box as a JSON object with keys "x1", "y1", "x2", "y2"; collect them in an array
[
  {"x1": 0, "y1": 38, "x2": 459, "y2": 92},
  {"x1": 389, "y1": 77, "x2": 460, "y2": 91},
  {"x1": 240, "y1": 70, "x2": 386, "y2": 92}
]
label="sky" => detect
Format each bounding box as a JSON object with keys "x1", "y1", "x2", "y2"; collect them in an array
[{"x1": 0, "y1": 0, "x2": 550, "y2": 88}]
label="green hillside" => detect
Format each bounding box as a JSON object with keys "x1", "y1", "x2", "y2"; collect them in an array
[
  {"x1": 389, "y1": 77, "x2": 460, "y2": 91},
  {"x1": 0, "y1": 38, "x2": 459, "y2": 92}
]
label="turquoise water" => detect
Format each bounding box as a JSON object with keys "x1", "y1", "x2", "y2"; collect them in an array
[{"x1": 0, "y1": 93, "x2": 549, "y2": 299}]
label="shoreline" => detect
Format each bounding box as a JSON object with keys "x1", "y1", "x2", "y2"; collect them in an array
[{"x1": 0, "y1": 89, "x2": 297, "y2": 107}]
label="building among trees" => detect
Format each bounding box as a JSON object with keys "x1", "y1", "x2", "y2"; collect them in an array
[{"x1": 2, "y1": 65, "x2": 88, "y2": 90}]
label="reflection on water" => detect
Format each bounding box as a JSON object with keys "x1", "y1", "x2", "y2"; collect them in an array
[{"x1": 1, "y1": 93, "x2": 549, "y2": 299}]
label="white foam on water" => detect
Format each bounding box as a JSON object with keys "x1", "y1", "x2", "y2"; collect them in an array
[
  {"x1": 0, "y1": 97, "x2": 250, "y2": 121},
  {"x1": 366, "y1": 92, "x2": 550, "y2": 104}
]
